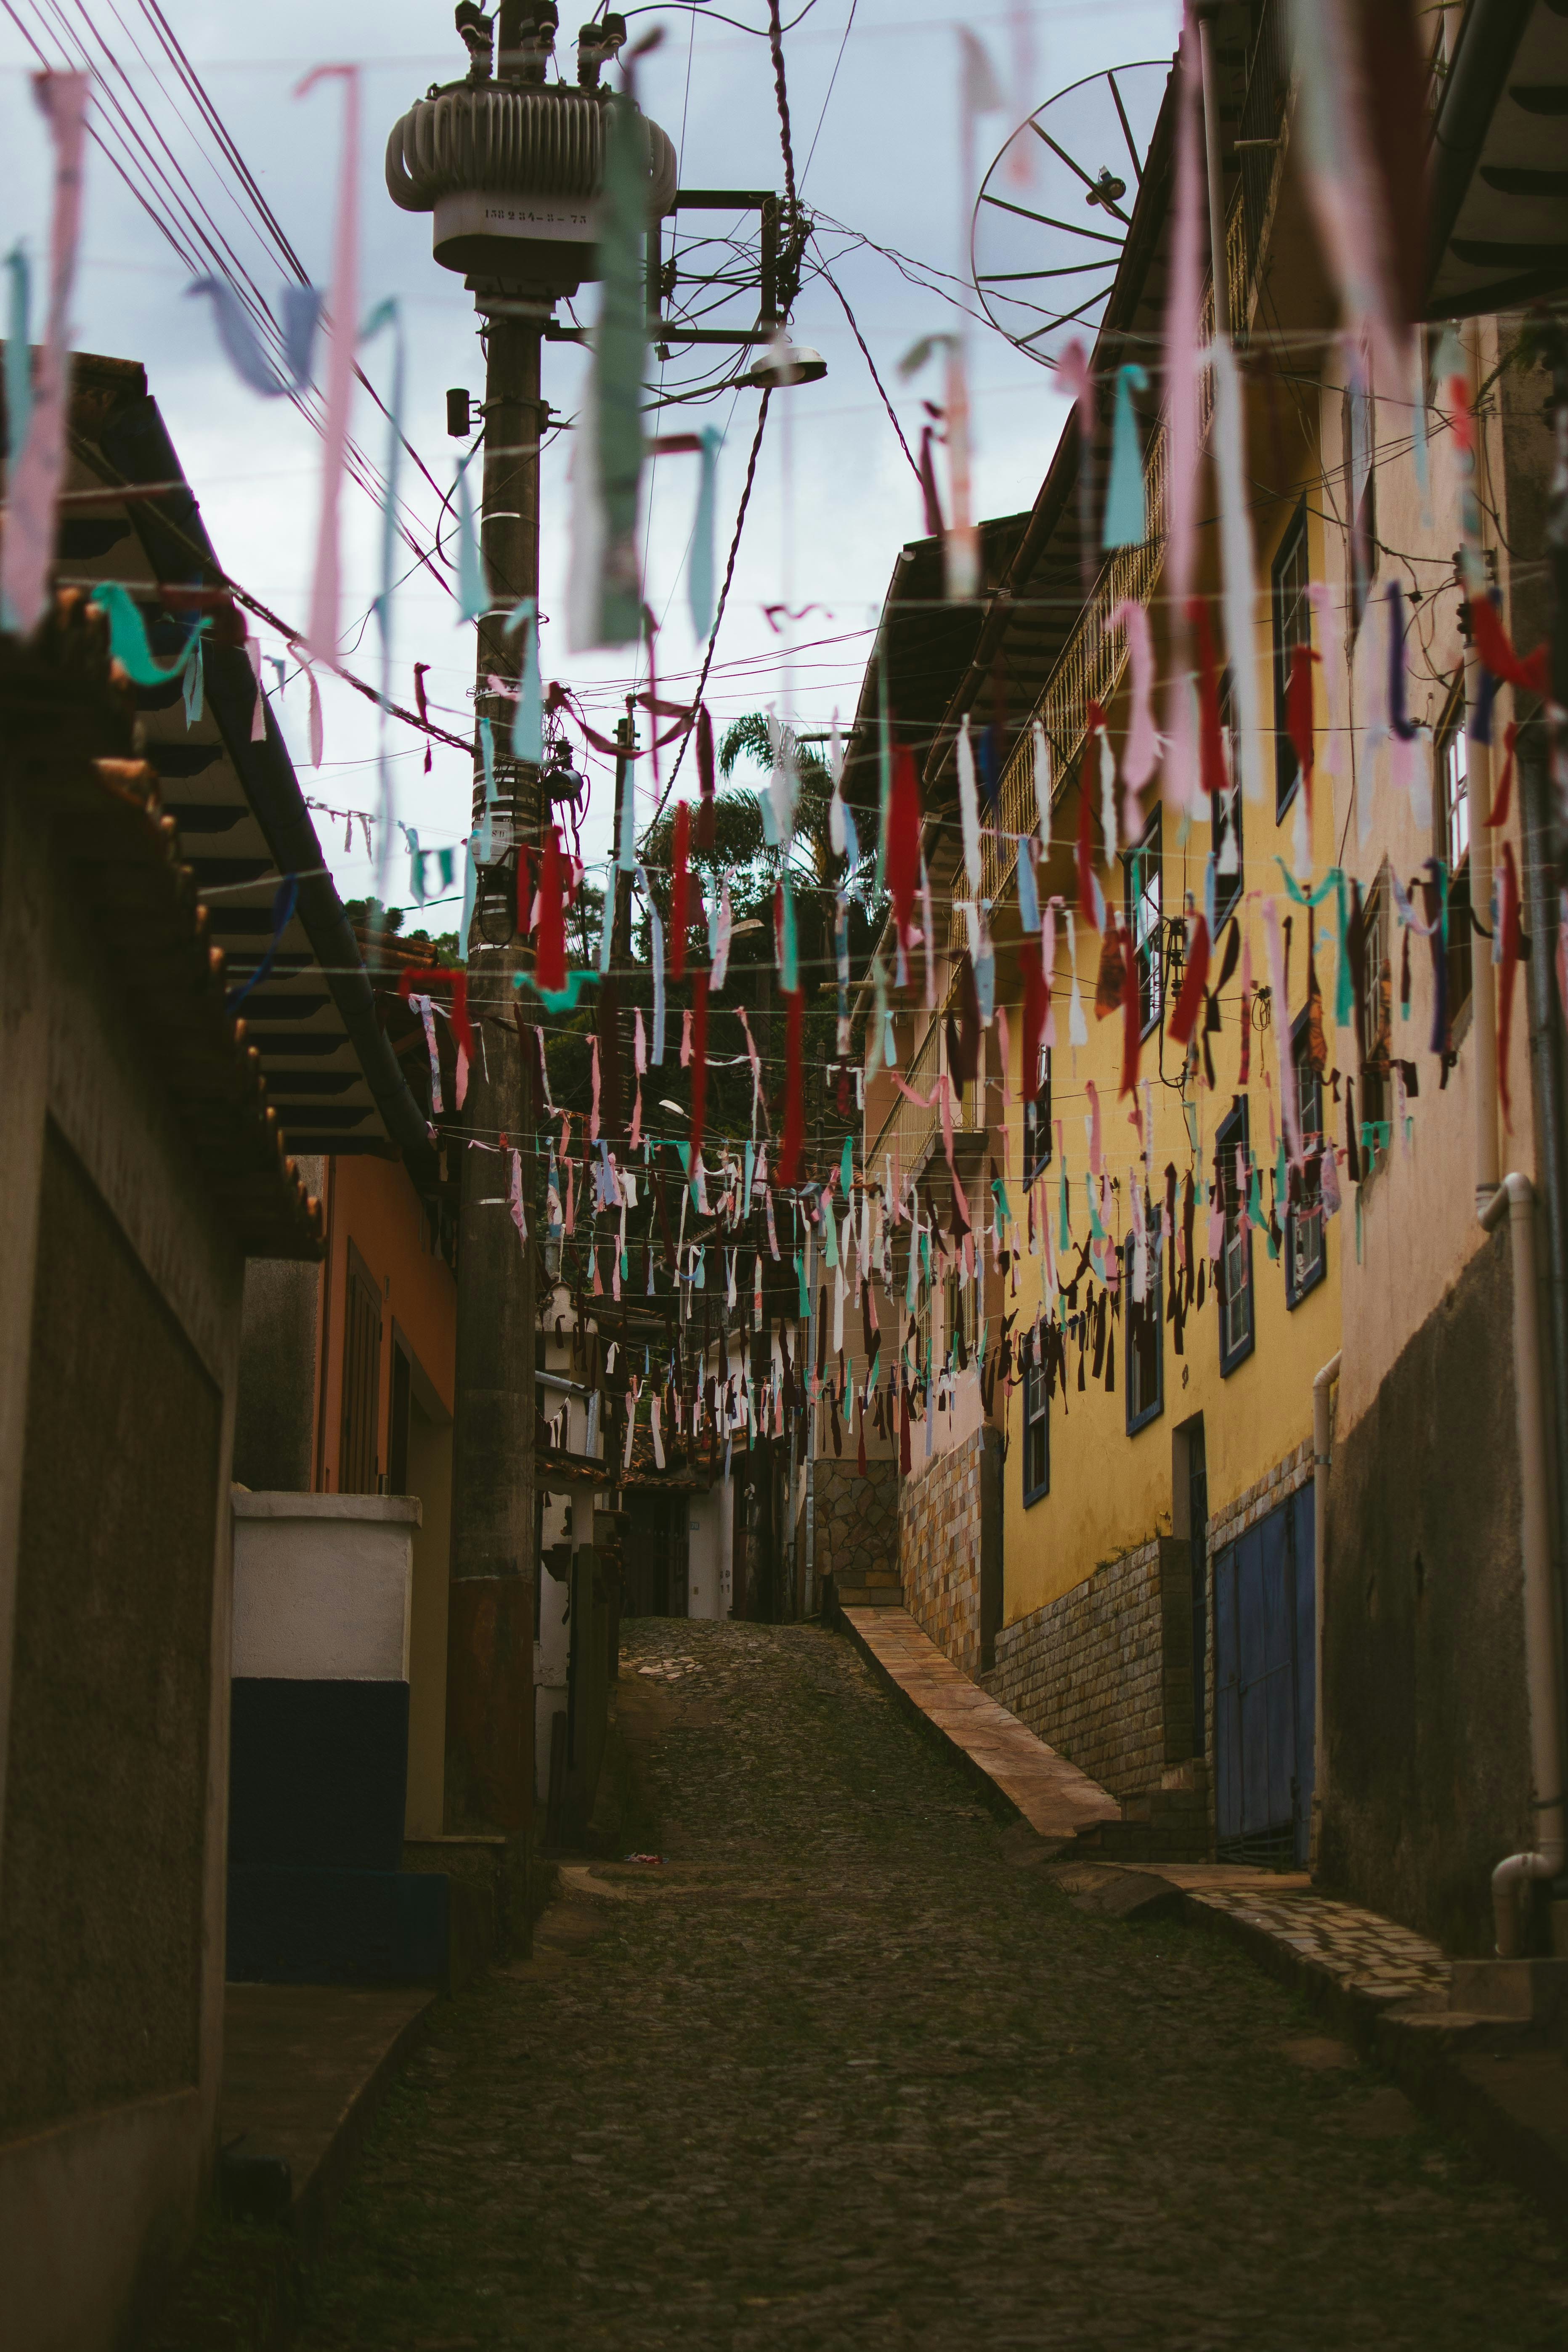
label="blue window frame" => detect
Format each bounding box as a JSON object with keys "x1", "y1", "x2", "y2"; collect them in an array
[{"x1": 1217, "y1": 1098, "x2": 1255, "y2": 1376}]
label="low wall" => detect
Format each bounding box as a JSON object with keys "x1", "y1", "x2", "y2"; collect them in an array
[
  {"x1": 986, "y1": 1536, "x2": 1192, "y2": 1800},
  {"x1": 898, "y1": 1428, "x2": 1000, "y2": 1677}
]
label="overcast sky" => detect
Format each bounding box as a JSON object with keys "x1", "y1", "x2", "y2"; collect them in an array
[{"x1": 0, "y1": 0, "x2": 1178, "y2": 911}]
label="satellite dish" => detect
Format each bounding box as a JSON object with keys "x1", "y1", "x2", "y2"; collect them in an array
[{"x1": 971, "y1": 61, "x2": 1170, "y2": 369}]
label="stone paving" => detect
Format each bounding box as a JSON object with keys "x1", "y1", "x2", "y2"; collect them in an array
[
  {"x1": 1172, "y1": 1879, "x2": 1453, "y2": 2010},
  {"x1": 291, "y1": 1620, "x2": 1568, "y2": 2352}
]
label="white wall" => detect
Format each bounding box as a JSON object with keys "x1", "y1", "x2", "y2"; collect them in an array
[
  {"x1": 686, "y1": 1482, "x2": 732, "y2": 1621},
  {"x1": 231, "y1": 1494, "x2": 420, "y2": 1682}
]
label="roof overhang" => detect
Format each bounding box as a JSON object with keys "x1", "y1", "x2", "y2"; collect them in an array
[
  {"x1": 1426, "y1": 0, "x2": 1568, "y2": 318},
  {"x1": 58, "y1": 354, "x2": 435, "y2": 1175}
]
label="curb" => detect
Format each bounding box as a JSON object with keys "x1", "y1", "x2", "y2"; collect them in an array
[{"x1": 1171, "y1": 1889, "x2": 1568, "y2": 2228}]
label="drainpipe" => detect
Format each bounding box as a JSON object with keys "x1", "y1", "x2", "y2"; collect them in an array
[
  {"x1": 1467, "y1": 326, "x2": 1499, "y2": 1212},
  {"x1": 1481, "y1": 1175, "x2": 1566, "y2": 1954},
  {"x1": 1309, "y1": 1351, "x2": 1341, "y2": 1872}
]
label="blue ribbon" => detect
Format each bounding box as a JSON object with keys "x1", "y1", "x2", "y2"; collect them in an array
[
  {"x1": 1102, "y1": 363, "x2": 1149, "y2": 549},
  {"x1": 188, "y1": 277, "x2": 321, "y2": 397},
  {"x1": 228, "y1": 875, "x2": 298, "y2": 1009}
]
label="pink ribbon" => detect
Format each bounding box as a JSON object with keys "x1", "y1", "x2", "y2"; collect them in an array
[
  {"x1": 296, "y1": 66, "x2": 360, "y2": 669},
  {"x1": 3, "y1": 74, "x2": 88, "y2": 636}
]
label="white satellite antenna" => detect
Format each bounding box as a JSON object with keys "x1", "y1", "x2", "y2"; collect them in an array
[{"x1": 971, "y1": 61, "x2": 1171, "y2": 369}]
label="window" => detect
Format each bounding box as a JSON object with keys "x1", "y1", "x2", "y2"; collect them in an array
[
  {"x1": 1286, "y1": 1014, "x2": 1327, "y2": 1308},
  {"x1": 1436, "y1": 688, "x2": 1473, "y2": 1036},
  {"x1": 1124, "y1": 808, "x2": 1162, "y2": 1037},
  {"x1": 1357, "y1": 876, "x2": 1391, "y2": 1140},
  {"x1": 1022, "y1": 1357, "x2": 1049, "y2": 1504},
  {"x1": 1216, "y1": 1099, "x2": 1255, "y2": 1376},
  {"x1": 1125, "y1": 1209, "x2": 1164, "y2": 1434},
  {"x1": 1343, "y1": 365, "x2": 1377, "y2": 634},
  {"x1": 1272, "y1": 498, "x2": 1311, "y2": 818},
  {"x1": 1023, "y1": 1044, "x2": 1052, "y2": 1187},
  {"x1": 1214, "y1": 669, "x2": 1245, "y2": 932}
]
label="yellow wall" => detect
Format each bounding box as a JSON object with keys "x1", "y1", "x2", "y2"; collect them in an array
[{"x1": 994, "y1": 451, "x2": 1343, "y2": 1626}]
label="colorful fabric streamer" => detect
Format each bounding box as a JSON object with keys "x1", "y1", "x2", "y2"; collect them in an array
[
  {"x1": 2, "y1": 73, "x2": 88, "y2": 637},
  {"x1": 188, "y1": 276, "x2": 321, "y2": 396},
  {"x1": 295, "y1": 65, "x2": 359, "y2": 668},
  {"x1": 1102, "y1": 364, "x2": 1149, "y2": 548}
]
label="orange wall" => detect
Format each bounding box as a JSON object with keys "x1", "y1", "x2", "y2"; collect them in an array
[{"x1": 313, "y1": 1153, "x2": 456, "y2": 1492}]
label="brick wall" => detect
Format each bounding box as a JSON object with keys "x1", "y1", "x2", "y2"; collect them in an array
[
  {"x1": 813, "y1": 1459, "x2": 898, "y2": 1590},
  {"x1": 984, "y1": 1537, "x2": 1194, "y2": 1799},
  {"x1": 1206, "y1": 1437, "x2": 1313, "y2": 1556},
  {"x1": 899, "y1": 1428, "x2": 998, "y2": 1677}
]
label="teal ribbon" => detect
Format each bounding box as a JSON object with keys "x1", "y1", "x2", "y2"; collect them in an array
[
  {"x1": 5, "y1": 246, "x2": 31, "y2": 462},
  {"x1": 1102, "y1": 363, "x2": 1149, "y2": 548},
  {"x1": 515, "y1": 966, "x2": 601, "y2": 1012},
  {"x1": 688, "y1": 427, "x2": 723, "y2": 640},
  {"x1": 92, "y1": 581, "x2": 208, "y2": 688},
  {"x1": 506, "y1": 595, "x2": 544, "y2": 763},
  {"x1": 455, "y1": 445, "x2": 489, "y2": 622}
]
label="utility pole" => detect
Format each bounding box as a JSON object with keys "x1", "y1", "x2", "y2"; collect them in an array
[{"x1": 442, "y1": 295, "x2": 542, "y2": 1843}]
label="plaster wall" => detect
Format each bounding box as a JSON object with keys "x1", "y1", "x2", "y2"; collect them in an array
[
  {"x1": 1322, "y1": 316, "x2": 1539, "y2": 1444},
  {"x1": 0, "y1": 789, "x2": 244, "y2": 2350},
  {"x1": 231, "y1": 1495, "x2": 420, "y2": 1682},
  {"x1": 316, "y1": 1151, "x2": 456, "y2": 1494},
  {"x1": 1322, "y1": 1226, "x2": 1533, "y2": 1955}
]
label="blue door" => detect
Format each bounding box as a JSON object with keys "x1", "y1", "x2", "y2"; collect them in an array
[{"x1": 1213, "y1": 1484, "x2": 1315, "y2": 1865}]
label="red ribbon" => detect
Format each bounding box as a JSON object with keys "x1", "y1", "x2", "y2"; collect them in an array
[
  {"x1": 1168, "y1": 913, "x2": 1210, "y2": 1048},
  {"x1": 536, "y1": 824, "x2": 567, "y2": 993},
  {"x1": 695, "y1": 704, "x2": 716, "y2": 852},
  {"x1": 886, "y1": 745, "x2": 921, "y2": 957},
  {"x1": 1471, "y1": 597, "x2": 1548, "y2": 698},
  {"x1": 1075, "y1": 700, "x2": 1105, "y2": 933},
  {"x1": 395, "y1": 965, "x2": 473, "y2": 1066},
  {"x1": 1485, "y1": 719, "x2": 1521, "y2": 830}
]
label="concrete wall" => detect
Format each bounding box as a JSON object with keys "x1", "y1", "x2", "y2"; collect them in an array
[
  {"x1": 1322, "y1": 1228, "x2": 1533, "y2": 1956},
  {"x1": 232, "y1": 1203, "x2": 321, "y2": 1491},
  {"x1": 0, "y1": 787, "x2": 244, "y2": 2352},
  {"x1": 987, "y1": 1536, "x2": 1193, "y2": 1800},
  {"x1": 231, "y1": 1494, "x2": 419, "y2": 1681},
  {"x1": 898, "y1": 1426, "x2": 1000, "y2": 1678},
  {"x1": 315, "y1": 1152, "x2": 456, "y2": 1495}
]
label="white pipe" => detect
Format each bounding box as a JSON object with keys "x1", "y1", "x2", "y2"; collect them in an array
[
  {"x1": 1467, "y1": 321, "x2": 1499, "y2": 1211},
  {"x1": 1480, "y1": 1174, "x2": 1566, "y2": 1954},
  {"x1": 1310, "y1": 1351, "x2": 1341, "y2": 1871}
]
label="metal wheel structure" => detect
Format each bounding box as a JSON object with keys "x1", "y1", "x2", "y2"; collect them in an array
[{"x1": 970, "y1": 61, "x2": 1170, "y2": 370}]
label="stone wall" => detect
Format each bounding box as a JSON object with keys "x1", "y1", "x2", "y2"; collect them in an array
[
  {"x1": 985, "y1": 1537, "x2": 1194, "y2": 1800},
  {"x1": 898, "y1": 1429, "x2": 1000, "y2": 1678},
  {"x1": 813, "y1": 1458, "x2": 898, "y2": 1593}
]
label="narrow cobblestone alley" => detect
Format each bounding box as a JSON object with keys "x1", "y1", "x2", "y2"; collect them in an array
[{"x1": 294, "y1": 1622, "x2": 1568, "y2": 2351}]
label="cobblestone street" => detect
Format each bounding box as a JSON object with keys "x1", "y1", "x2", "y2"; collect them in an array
[{"x1": 294, "y1": 1622, "x2": 1568, "y2": 2351}]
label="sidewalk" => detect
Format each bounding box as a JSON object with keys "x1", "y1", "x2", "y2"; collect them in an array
[{"x1": 840, "y1": 1603, "x2": 1568, "y2": 2226}]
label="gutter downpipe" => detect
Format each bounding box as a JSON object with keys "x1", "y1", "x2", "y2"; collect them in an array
[
  {"x1": 1310, "y1": 1351, "x2": 1341, "y2": 1872},
  {"x1": 1480, "y1": 1174, "x2": 1565, "y2": 1954}
]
